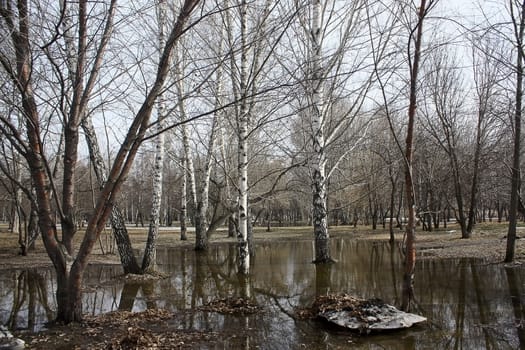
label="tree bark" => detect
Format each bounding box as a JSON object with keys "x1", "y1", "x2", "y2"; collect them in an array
[
  {"x1": 389, "y1": 168, "x2": 396, "y2": 244},
  {"x1": 237, "y1": 0, "x2": 250, "y2": 275},
  {"x1": 505, "y1": 0, "x2": 525, "y2": 263},
  {"x1": 82, "y1": 109, "x2": 141, "y2": 274},
  {"x1": 180, "y1": 156, "x2": 188, "y2": 241},
  {"x1": 310, "y1": 0, "x2": 332, "y2": 264},
  {"x1": 174, "y1": 45, "x2": 198, "y2": 247},
  {"x1": 142, "y1": 0, "x2": 168, "y2": 273},
  {"x1": 0, "y1": 0, "x2": 201, "y2": 323},
  {"x1": 402, "y1": 0, "x2": 427, "y2": 312}
]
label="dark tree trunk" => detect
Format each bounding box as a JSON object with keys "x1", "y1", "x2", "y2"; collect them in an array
[
  {"x1": 506, "y1": 0, "x2": 525, "y2": 263},
  {"x1": 389, "y1": 173, "x2": 396, "y2": 244},
  {"x1": 402, "y1": 0, "x2": 426, "y2": 312},
  {"x1": 194, "y1": 208, "x2": 208, "y2": 251},
  {"x1": 228, "y1": 215, "x2": 236, "y2": 237}
]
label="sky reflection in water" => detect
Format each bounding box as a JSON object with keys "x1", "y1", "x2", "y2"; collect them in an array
[{"x1": 0, "y1": 237, "x2": 523, "y2": 349}]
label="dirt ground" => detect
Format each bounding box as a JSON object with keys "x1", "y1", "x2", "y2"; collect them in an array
[
  {"x1": 0, "y1": 222, "x2": 522, "y2": 271},
  {"x1": 1, "y1": 222, "x2": 523, "y2": 349}
]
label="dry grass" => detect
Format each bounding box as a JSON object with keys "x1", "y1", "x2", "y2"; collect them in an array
[{"x1": 0, "y1": 221, "x2": 523, "y2": 271}]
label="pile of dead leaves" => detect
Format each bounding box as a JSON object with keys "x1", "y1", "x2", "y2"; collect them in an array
[
  {"x1": 298, "y1": 294, "x2": 386, "y2": 323},
  {"x1": 21, "y1": 309, "x2": 218, "y2": 349},
  {"x1": 86, "y1": 308, "x2": 173, "y2": 329},
  {"x1": 121, "y1": 272, "x2": 168, "y2": 282},
  {"x1": 108, "y1": 326, "x2": 158, "y2": 350},
  {"x1": 105, "y1": 326, "x2": 217, "y2": 350},
  {"x1": 198, "y1": 297, "x2": 262, "y2": 315}
]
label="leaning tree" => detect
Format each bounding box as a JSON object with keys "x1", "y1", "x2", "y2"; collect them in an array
[{"x1": 0, "y1": 0, "x2": 202, "y2": 323}]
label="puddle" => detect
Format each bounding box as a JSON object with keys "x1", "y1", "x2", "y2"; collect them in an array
[{"x1": 0, "y1": 237, "x2": 523, "y2": 349}]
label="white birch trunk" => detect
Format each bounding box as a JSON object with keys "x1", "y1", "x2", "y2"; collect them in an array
[
  {"x1": 180, "y1": 155, "x2": 188, "y2": 240},
  {"x1": 175, "y1": 45, "x2": 198, "y2": 246},
  {"x1": 142, "y1": 0, "x2": 168, "y2": 272},
  {"x1": 11, "y1": 159, "x2": 21, "y2": 236},
  {"x1": 310, "y1": 0, "x2": 331, "y2": 263},
  {"x1": 217, "y1": 1, "x2": 235, "y2": 236},
  {"x1": 194, "y1": 23, "x2": 225, "y2": 250},
  {"x1": 195, "y1": 115, "x2": 219, "y2": 249},
  {"x1": 237, "y1": 0, "x2": 250, "y2": 274},
  {"x1": 13, "y1": 157, "x2": 24, "y2": 254}
]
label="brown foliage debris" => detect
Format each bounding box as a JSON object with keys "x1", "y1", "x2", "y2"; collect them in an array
[{"x1": 198, "y1": 297, "x2": 262, "y2": 315}]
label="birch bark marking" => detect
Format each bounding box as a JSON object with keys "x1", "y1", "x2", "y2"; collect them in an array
[
  {"x1": 180, "y1": 155, "x2": 188, "y2": 240},
  {"x1": 237, "y1": 0, "x2": 250, "y2": 275},
  {"x1": 310, "y1": 0, "x2": 331, "y2": 264},
  {"x1": 195, "y1": 18, "x2": 225, "y2": 248},
  {"x1": 195, "y1": 105, "x2": 221, "y2": 249},
  {"x1": 142, "y1": 0, "x2": 168, "y2": 272},
  {"x1": 174, "y1": 44, "x2": 198, "y2": 247},
  {"x1": 402, "y1": 0, "x2": 427, "y2": 312},
  {"x1": 82, "y1": 115, "x2": 141, "y2": 274}
]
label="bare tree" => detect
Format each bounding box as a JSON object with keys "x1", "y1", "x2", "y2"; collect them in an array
[
  {"x1": 421, "y1": 51, "x2": 473, "y2": 238},
  {"x1": 506, "y1": 0, "x2": 525, "y2": 262},
  {"x1": 142, "y1": 0, "x2": 169, "y2": 273},
  {"x1": 400, "y1": 0, "x2": 436, "y2": 312},
  {"x1": 287, "y1": 0, "x2": 377, "y2": 263},
  {"x1": 0, "y1": 0, "x2": 201, "y2": 323}
]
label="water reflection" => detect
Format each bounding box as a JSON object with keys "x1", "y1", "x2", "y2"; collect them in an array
[
  {"x1": 0, "y1": 238, "x2": 523, "y2": 349},
  {"x1": 0, "y1": 270, "x2": 54, "y2": 331}
]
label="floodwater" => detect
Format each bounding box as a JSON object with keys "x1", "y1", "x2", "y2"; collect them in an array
[{"x1": 1, "y1": 237, "x2": 524, "y2": 349}]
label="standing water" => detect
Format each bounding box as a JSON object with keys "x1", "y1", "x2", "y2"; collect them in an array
[{"x1": 0, "y1": 237, "x2": 523, "y2": 349}]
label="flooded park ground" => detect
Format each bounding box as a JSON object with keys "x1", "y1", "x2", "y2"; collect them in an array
[{"x1": 0, "y1": 223, "x2": 524, "y2": 349}]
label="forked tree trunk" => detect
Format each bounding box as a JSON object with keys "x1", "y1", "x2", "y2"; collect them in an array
[
  {"x1": 175, "y1": 46, "x2": 198, "y2": 248},
  {"x1": 62, "y1": 0, "x2": 140, "y2": 274},
  {"x1": 82, "y1": 106, "x2": 141, "y2": 274},
  {"x1": 4, "y1": 0, "x2": 200, "y2": 323},
  {"x1": 194, "y1": 57, "x2": 223, "y2": 250}
]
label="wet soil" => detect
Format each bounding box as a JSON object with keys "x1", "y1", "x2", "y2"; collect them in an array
[
  {"x1": 1, "y1": 222, "x2": 523, "y2": 349},
  {"x1": 18, "y1": 309, "x2": 219, "y2": 349}
]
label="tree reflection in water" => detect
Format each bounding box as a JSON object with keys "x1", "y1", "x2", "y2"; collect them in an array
[
  {"x1": 505, "y1": 266, "x2": 525, "y2": 348},
  {"x1": 1, "y1": 240, "x2": 525, "y2": 349},
  {"x1": 4, "y1": 270, "x2": 54, "y2": 331}
]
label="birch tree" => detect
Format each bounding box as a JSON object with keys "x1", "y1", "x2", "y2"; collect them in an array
[
  {"x1": 219, "y1": 0, "x2": 295, "y2": 272},
  {"x1": 236, "y1": 0, "x2": 251, "y2": 274},
  {"x1": 82, "y1": 112, "x2": 141, "y2": 274},
  {"x1": 174, "y1": 44, "x2": 198, "y2": 245},
  {"x1": 288, "y1": 0, "x2": 376, "y2": 263},
  {"x1": 180, "y1": 155, "x2": 188, "y2": 240},
  {"x1": 187, "y1": 9, "x2": 227, "y2": 251},
  {"x1": 142, "y1": 0, "x2": 168, "y2": 273}
]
